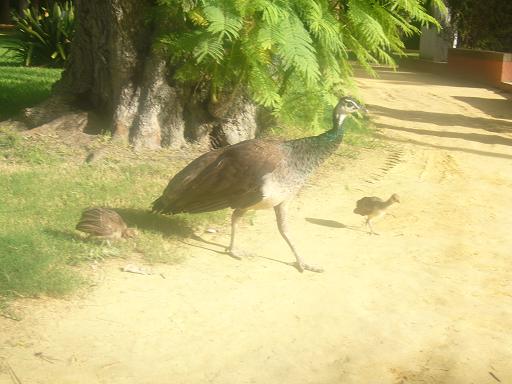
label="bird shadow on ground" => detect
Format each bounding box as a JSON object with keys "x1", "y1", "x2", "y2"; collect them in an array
[
  {"x1": 179, "y1": 238, "x2": 227, "y2": 255},
  {"x1": 181, "y1": 236, "x2": 300, "y2": 271},
  {"x1": 189, "y1": 235, "x2": 227, "y2": 249},
  {"x1": 257, "y1": 255, "x2": 299, "y2": 270},
  {"x1": 181, "y1": 234, "x2": 232, "y2": 254},
  {"x1": 114, "y1": 208, "x2": 194, "y2": 238},
  {"x1": 305, "y1": 217, "x2": 347, "y2": 228},
  {"x1": 305, "y1": 217, "x2": 367, "y2": 233}
]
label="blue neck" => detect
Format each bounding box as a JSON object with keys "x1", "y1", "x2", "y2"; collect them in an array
[{"x1": 319, "y1": 114, "x2": 347, "y2": 143}]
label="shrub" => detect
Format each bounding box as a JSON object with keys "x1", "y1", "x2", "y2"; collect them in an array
[{"x1": 10, "y1": 1, "x2": 75, "y2": 67}]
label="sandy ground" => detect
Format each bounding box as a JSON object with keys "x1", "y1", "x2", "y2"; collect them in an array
[{"x1": 1, "y1": 69, "x2": 512, "y2": 384}]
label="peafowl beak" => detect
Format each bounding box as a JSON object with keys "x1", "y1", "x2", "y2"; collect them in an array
[
  {"x1": 359, "y1": 104, "x2": 368, "y2": 115},
  {"x1": 355, "y1": 105, "x2": 368, "y2": 118}
]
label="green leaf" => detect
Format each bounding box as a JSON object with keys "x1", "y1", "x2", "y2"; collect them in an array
[
  {"x1": 203, "y1": 4, "x2": 243, "y2": 40},
  {"x1": 193, "y1": 34, "x2": 225, "y2": 63}
]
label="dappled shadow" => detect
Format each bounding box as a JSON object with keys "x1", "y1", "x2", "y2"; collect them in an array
[
  {"x1": 114, "y1": 208, "x2": 194, "y2": 238},
  {"x1": 375, "y1": 133, "x2": 512, "y2": 160},
  {"x1": 378, "y1": 123, "x2": 512, "y2": 146},
  {"x1": 370, "y1": 104, "x2": 512, "y2": 133},
  {"x1": 453, "y1": 96, "x2": 512, "y2": 120}
]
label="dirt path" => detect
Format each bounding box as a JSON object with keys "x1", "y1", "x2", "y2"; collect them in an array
[{"x1": 1, "y1": 69, "x2": 512, "y2": 384}]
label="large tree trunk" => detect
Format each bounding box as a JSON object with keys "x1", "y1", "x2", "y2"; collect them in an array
[
  {"x1": 0, "y1": 0, "x2": 10, "y2": 24},
  {"x1": 19, "y1": 0, "x2": 258, "y2": 149}
]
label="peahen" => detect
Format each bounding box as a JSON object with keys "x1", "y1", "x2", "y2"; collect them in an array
[{"x1": 152, "y1": 97, "x2": 366, "y2": 273}]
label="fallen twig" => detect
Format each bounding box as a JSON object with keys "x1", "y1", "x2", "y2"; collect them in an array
[
  {"x1": 489, "y1": 371, "x2": 501, "y2": 383},
  {"x1": 121, "y1": 264, "x2": 152, "y2": 275},
  {"x1": 34, "y1": 352, "x2": 60, "y2": 364}
]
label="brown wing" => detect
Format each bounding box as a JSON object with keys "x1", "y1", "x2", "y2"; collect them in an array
[
  {"x1": 353, "y1": 196, "x2": 383, "y2": 216},
  {"x1": 76, "y1": 207, "x2": 127, "y2": 236},
  {"x1": 152, "y1": 139, "x2": 285, "y2": 214}
]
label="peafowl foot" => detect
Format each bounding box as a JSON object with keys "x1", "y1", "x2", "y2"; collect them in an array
[
  {"x1": 295, "y1": 262, "x2": 324, "y2": 273},
  {"x1": 226, "y1": 248, "x2": 257, "y2": 260}
]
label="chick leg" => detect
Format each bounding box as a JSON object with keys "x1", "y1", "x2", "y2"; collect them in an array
[
  {"x1": 274, "y1": 203, "x2": 323, "y2": 273},
  {"x1": 367, "y1": 218, "x2": 379, "y2": 235}
]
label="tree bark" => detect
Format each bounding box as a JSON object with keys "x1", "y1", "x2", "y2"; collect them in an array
[
  {"x1": 19, "y1": 0, "x2": 258, "y2": 149},
  {"x1": 0, "y1": 0, "x2": 10, "y2": 24}
]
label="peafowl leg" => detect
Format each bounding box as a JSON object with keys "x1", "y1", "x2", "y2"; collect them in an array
[
  {"x1": 226, "y1": 209, "x2": 249, "y2": 259},
  {"x1": 274, "y1": 203, "x2": 323, "y2": 273}
]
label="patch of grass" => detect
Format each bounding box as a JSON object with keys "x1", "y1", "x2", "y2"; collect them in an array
[
  {"x1": 0, "y1": 32, "x2": 62, "y2": 120},
  {"x1": 0, "y1": 31, "x2": 22, "y2": 66},
  {"x1": 0, "y1": 138, "x2": 231, "y2": 300},
  {"x1": 0, "y1": 126, "x2": 61, "y2": 164},
  {"x1": 0, "y1": 233, "x2": 79, "y2": 297},
  {"x1": 0, "y1": 65, "x2": 62, "y2": 120}
]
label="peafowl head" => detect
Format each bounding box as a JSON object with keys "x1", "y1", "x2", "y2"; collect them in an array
[
  {"x1": 122, "y1": 228, "x2": 139, "y2": 238},
  {"x1": 332, "y1": 97, "x2": 367, "y2": 128}
]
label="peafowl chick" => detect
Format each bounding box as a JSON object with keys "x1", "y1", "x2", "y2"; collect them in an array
[
  {"x1": 353, "y1": 194, "x2": 400, "y2": 235},
  {"x1": 152, "y1": 97, "x2": 366, "y2": 273},
  {"x1": 76, "y1": 207, "x2": 138, "y2": 240}
]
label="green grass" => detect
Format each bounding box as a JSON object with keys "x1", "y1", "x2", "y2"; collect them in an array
[
  {"x1": 0, "y1": 127, "x2": 229, "y2": 303},
  {"x1": 0, "y1": 31, "x2": 62, "y2": 120}
]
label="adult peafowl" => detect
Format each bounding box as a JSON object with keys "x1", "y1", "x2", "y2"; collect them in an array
[{"x1": 152, "y1": 97, "x2": 366, "y2": 273}]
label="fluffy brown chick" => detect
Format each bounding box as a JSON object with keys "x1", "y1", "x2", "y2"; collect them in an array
[
  {"x1": 76, "y1": 207, "x2": 137, "y2": 240},
  {"x1": 353, "y1": 193, "x2": 400, "y2": 235}
]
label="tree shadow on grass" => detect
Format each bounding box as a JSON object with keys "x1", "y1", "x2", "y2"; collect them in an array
[{"x1": 114, "y1": 208, "x2": 194, "y2": 238}]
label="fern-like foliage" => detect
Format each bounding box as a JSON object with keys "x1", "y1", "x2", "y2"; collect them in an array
[{"x1": 156, "y1": 0, "x2": 445, "y2": 129}]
